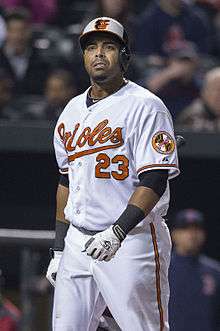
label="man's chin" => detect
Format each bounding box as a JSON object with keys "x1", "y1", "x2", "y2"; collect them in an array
[{"x1": 91, "y1": 71, "x2": 109, "y2": 83}]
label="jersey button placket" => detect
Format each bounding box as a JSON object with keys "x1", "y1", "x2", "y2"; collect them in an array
[{"x1": 74, "y1": 160, "x2": 84, "y2": 226}]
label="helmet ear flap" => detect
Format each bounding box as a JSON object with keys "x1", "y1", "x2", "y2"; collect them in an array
[{"x1": 119, "y1": 46, "x2": 131, "y2": 72}]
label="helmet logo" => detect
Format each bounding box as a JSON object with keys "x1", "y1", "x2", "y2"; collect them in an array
[{"x1": 95, "y1": 19, "x2": 110, "y2": 30}]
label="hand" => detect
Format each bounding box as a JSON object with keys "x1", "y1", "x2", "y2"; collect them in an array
[
  {"x1": 46, "y1": 250, "x2": 63, "y2": 287},
  {"x1": 84, "y1": 226, "x2": 121, "y2": 262}
]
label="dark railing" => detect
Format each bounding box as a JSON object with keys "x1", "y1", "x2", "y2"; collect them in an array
[{"x1": 1, "y1": 120, "x2": 220, "y2": 158}]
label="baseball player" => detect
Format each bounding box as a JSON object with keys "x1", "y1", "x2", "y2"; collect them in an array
[{"x1": 46, "y1": 17, "x2": 180, "y2": 331}]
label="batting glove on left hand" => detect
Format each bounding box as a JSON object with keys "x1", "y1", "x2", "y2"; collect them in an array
[
  {"x1": 84, "y1": 226, "x2": 121, "y2": 262},
  {"x1": 46, "y1": 250, "x2": 63, "y2": 287}
]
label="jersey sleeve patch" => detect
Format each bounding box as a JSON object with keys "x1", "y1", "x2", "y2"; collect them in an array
[{"x1": 152, "y1": 131, "x2": 175, "y2": 155}]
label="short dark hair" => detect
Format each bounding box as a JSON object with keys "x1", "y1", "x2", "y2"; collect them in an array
[
  {"x1": 4, "y1": 8, "x2": 31, "y2": 24},
  {"x1": 47, "y1": 69, "x2": 75, "y2": 88}
]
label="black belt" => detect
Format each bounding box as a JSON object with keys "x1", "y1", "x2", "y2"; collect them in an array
[{"x1": 72, "y1": 224, "x2": 102, "y2": 235}]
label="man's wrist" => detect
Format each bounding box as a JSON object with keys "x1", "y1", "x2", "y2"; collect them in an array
[
  {"x1": 54, "y1": 219, "x2": 69, "y2": 251},
  {"x1": 112, "y1": 224, "x2": 126, "y2": 242},
  {"x1": 113, "y1": 204, "x2": 145, "y2": 240},
  {"x1": 49, "y1": 248, "x2": 63, "y2": 259}
]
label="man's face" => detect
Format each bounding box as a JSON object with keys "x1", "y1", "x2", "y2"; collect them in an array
[
  {"x1": 6, "y1": 19, "x2": 30, "y2": 51},
  {"x1": 202, "y1": 76, "x2": 220, "y2": 116},
  {"x1": 46, "y1": 77, "x2": 74, "y2": 106},
  {"x1": 172, "y1": 225, "x2": 206, "y2": 255},
  {"x1": 83, "y1": 34, "x2": 121, "y2": 83}
]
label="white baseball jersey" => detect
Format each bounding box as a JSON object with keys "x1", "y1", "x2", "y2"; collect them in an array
[
  {"x1": 53, "y1": 81, "x2": 180, "y2": 331},
  {"x1": 54, "y1": 80, "x2": 179, "y2": 231}
]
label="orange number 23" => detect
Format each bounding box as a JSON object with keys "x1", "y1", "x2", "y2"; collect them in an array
[{"x1": 95, "y1": 153, "x2": 129, "y2": 180}]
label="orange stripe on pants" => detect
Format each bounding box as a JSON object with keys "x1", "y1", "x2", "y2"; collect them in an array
[{"x1": 150, "y1": 223, "x2": 164, "y2": 331}]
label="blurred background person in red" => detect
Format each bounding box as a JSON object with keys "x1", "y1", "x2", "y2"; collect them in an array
[{"x1": 0, "y1": 269, "x2": 21, "y2": 331}]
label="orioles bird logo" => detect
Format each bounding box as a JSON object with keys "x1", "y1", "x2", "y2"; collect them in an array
[{"x1": 95, "y1": 19, "x2": 110, "y2": 30}]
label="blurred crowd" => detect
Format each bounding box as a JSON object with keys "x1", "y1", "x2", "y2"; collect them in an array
[{"x1": 0, "y1": 0, "x2": 220, "y2": 131}]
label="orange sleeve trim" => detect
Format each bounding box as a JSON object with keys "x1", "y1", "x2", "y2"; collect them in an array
[
  {"x1": 137, "y1": 164, "x2": 177, "y2": 174},
  {"x1": 150, "y1": 223, "x2": 165, "y2": 331}
]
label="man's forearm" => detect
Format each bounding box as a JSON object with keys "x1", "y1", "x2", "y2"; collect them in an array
[
  {"x1": 54, "y1": 183, "x2": 70, "y2": 250},
  {"x1": 128, "y1": 186, "x2": 160, "y2": 215},
  {"x1": 56, "y1": 183, "x2": 69, "y2": 222},
  {"x1": 112, "y1": 186, "x2": 160, "y2": 240}
]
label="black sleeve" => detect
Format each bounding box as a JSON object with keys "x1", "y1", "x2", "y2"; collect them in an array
[
  {"x1": 59, "y1": 174, "x2": 69, "y2": 188},
  {"x1": 54, "y1": 220, "x2": 69, "y2": 251},
  {"x1": 138, "y1": 170, "x2": 168, "y2": 197}
]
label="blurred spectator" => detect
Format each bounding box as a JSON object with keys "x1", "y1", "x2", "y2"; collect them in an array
[
  {"x1": 176, "y1": 67, "x2": 220, "y2": 131},
  {"x1": 22, "y1": 69, "x2": 77, "y2": 121},
  {"x1": 0, "y1": 69, "x2": 15, "y2": 119},
  {"x1": 135, "y1": 0, "x2": 211, "y2": 57},
  {"x1": 141, "y1": 42, "x2": 200, "y2": 118},
  {"x1": 55, "y1": 0, "x2": 90, "y2": 27},
  {"x1": 0, "y1": 0, "x2": 57, "y2": 25},
  {"x1": 193, "y1": 0, "x2": 220, "y2": 57},
  {"x1": 0, "y1": 8, "x2": 63, "y2": 96},
  {"x1": 169, "y1": 209, "x2": 220, "y2": 331},
  {"x1": 43, "y1": 69, "x2": 77, "y2": 120},
  {"x1": 91, "y1": 0, "x2": 138, "y2": 50},
  {"x1": 0, "y1": 8, "x2": 6, "y2": 46},
  {"x1": 0, "y1": 269, "x2": 21, "y2": 331}
]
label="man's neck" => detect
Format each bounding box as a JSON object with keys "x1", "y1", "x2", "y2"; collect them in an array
[{"x1": 90, "y1": 75, "x2": 125, "y2": 100}]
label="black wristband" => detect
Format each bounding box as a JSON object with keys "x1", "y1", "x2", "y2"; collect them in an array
[
  {"x1": 54, "y1": 220, "x2": 69, "y2": 251},
  {"x1": 113, "y1": 204, "x2": 145, "y2": 241},
  {"x1": 59, "y1": 174, "x2": 69, "y2": 188}
]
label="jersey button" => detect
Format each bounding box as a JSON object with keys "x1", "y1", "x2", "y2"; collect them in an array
[
  {"x1": 78, "y1": 162, "x2": 82, "y2": 167},
  {"x1": 76, "y1": 209, "x2": 81, "y2": 215},
  {"x1": 76, "y1": 186, "x2": 80, "y2": 192}
]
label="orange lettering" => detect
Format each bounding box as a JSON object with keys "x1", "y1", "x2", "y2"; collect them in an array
[
  {"x1": 76, "y1": 127, "x2": 92, "y2": 148},
  {"x1": 110, "y1": 128, "x2": 123, "y2": 144},
  {"x1": 57, "y1": 119, "x2": 124, "y2": 158},
  {"x1": 58, "y1": 123, "x2": 65, "y2": 141},
  {"x1": 97, "y1": 127, "x2": 112, "y2": 143},
  {"x1": 65, "y1": 123, "x2": 80, "y2": 152},
  {"x1": 88, "y1": 119, "x2": 109, "y2": 146}
]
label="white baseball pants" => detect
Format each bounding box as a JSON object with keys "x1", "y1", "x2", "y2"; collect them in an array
[{"x1": 53, "y1": 218, "x2": 171, "y2": 331}]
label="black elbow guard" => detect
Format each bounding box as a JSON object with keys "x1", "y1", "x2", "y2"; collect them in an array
[
  {"x1": 59, "y1": 174, "x2": 69, "y2": 188},
  {"x1": 138, "y1": 170, "x2": 168, "y2": 197}
]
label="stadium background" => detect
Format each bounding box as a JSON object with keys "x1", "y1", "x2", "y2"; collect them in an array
[{"x1": 0, "y1": 0, "x2": 220, "y2": 330}]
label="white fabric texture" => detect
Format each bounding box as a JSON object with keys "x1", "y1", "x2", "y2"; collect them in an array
[
  {"x1": 53, "y1": 219, "x2": 171, "y2": 331},
  {"x1": 53, "y1": 81, "x2": 179, "y2": 231}
]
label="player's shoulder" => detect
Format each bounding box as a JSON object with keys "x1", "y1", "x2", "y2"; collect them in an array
[
  {"x1": 200, "y1": 255, "x2": 220, "y2": 274},
  {"x1": 59, "y1": 92, "x2": 86, "y2": 120},
  {"x1": 124, "y1": 81, "x2": 171, "y2": 116}
]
